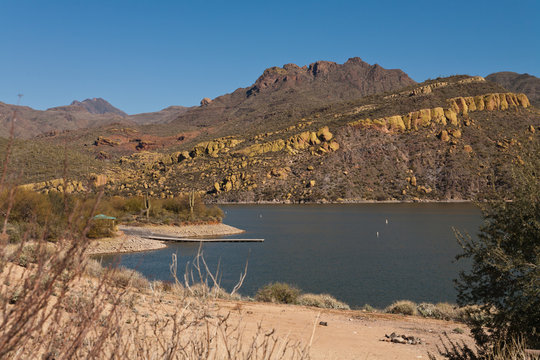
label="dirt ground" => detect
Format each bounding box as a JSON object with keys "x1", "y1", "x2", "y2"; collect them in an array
[{"x1": 214, "y1": 300, "x2": 473, "y2": 360}]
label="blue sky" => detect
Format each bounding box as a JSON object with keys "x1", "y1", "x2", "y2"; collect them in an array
[{"x1": 1, "y1": 0, "x2": 538, "y2": 114}]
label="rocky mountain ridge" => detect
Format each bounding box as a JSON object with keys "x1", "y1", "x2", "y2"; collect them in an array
[
  {"x1": 1, "y1": 57, "x2": 415, "y2": 139},
  {"x1": 19, "y1": 75, "x2": 539, "y2": 203},
  {"x1": 486, "y1": 72, "x2": 540, "y2": 107}
]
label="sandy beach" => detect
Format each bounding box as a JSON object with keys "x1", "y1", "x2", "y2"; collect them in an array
[{"x1": 88, "y1": 223, "x2": 245, "y2": 255}]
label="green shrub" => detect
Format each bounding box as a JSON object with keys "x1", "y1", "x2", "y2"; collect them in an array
[
  {"x1": 385, "y1": 300, "x2": 418, "y2": 316},
  {"x1": 87, "y1": 220, "x2": 116, "y2": 239},
  {"x1": 455, "y1": 145, "x2": 540, "y2": 348},
  {"x1": 297, "y1": 293, "x2": 350, "y2": 310},
  {"x1": 255, "y1": 282, "x2": 300, "y2": 304}
]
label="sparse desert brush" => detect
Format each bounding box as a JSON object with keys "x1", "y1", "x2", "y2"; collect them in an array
[
  {"x1": 361, "y1": 304, "x2": 376, "y2": 312},
  {"x1": 84, "y1": 258, "x2": 104, "y2": 278},
  {"x1": 297, "y1": 293, "x2": 350, "y2": 310},
  {"x1": 7, "y1": 241, "x2": 57, "y2": 268},
  {"x1": 255, "y1": 282, "x2": 301, "y2": 304},
  {"x1": 385, "y1": 300, "x2": 418, "y2": 316},
  {"x1": 109, "y1": 266, "x2": 149, "y2": 291},
  {"x1": 435, "y1": 302, "x2": 462, "y2": 321}
]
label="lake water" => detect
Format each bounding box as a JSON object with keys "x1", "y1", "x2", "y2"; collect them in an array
[{"x1": 98, "y1": 203, "x2": 482, "y2": 308}]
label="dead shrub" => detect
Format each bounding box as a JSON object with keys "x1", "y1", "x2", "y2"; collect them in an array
[
  {"x1": 385, "y1": 300, "x2": 418, "y2": 316},
  {"x1": 297, "y1": 293, "x2": 350, "y2": 310}
]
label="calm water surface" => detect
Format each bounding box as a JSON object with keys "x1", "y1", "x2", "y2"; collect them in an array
[{"x1": 99, "y1": 203, "x2": 481, "y2": 308}]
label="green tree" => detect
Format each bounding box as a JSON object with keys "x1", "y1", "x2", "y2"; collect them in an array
[{"x1": 455, "y1": 146, "x2": 540, "y2": 349}]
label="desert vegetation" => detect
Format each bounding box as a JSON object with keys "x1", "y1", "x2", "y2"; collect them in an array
[{"x1": 1, "y1": 189, "x2": 224, "y2": 243}]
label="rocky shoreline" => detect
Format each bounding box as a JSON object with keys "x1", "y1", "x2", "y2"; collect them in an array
[
  {"x1": 213, "y1": 199, "x2": 474, "y2": 205},
  {"x1": 88, "y1": 223, "x2": 245, "y2": 255}
]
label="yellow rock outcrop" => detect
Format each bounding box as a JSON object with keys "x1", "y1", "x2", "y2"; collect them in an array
[
  {"x1": 349, "y1": 92, "x2": 531, "y2": 133},
  {"x1": 237, "y1": 139, "x2": 286, "y2": 156}
]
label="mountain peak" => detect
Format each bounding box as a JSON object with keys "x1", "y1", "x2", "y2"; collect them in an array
[
  {"x1": 70, "y1": 98, "x2": 127, "y2": 116},
  {"x1": 247, "y1": 57, "x2": 415, "y2": 98}
]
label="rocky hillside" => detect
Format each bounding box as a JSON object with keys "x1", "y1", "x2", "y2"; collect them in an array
[
  {"x1": 157, "y1": 57, "x2": 416, "y2": 136},
  {"x1": 19, "y1": 75, "x2": 539, "y2": 203},
  {"x1": 487, "y1": 72, "x2": 540, "y2": 107}
]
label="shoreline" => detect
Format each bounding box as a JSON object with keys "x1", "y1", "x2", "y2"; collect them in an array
[
  {"x1": 88, "y1": 223, "x2": 245, "y2": 255},
  {"x1": 213, "y1": 199, "x2": 475, "y2": 205}
]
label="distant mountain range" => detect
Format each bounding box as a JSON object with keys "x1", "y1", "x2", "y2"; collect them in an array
[
  {"x1": 1, "y1": 59, "x2": 538, "y2": 141},
  {"x1": 69, "y1": 98, "x2": 127, "y2": 116},
  {"x1": 0, "y1": 57, "x2": 415, "y2": 138}
]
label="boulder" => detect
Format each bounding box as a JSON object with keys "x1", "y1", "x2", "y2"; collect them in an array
[
  {"x1": 328, "y1": 141, "x2": 340, "y2": 151},
  {"x1": 451, "y1": 129, "x2": 462, "y2": 139},
  {"x1": 200, "y1": 97, "x2": 213, "y2": 106},
  {"x1": 178, "y1": 151, "x2": 191, "y2": 162},
  {"x1": 308, "y1": 180, "x2": 316, "y2": 188},
  {"x1": 528, "y1": 125, "x2": 535, "y2": 134},
  {"x1": 438, "y1": 130, "x2": 450, "y2": 142},
  {"x1": 444, "y1": 109, "x2": 458, "y2": 126},
  {"x1": 317, "y1": 126, "x2": 333, "y2": 141},
  {"x1": 464, "y1": 145, "x2": 473, "y2": 153},
  {"x1": 308, "y1": 132, "x2": 321, "y2": 145}
]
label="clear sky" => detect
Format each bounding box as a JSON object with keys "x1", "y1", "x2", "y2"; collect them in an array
[{"x1": 1, "y1": 0, "x2": 538, "y2": 114}]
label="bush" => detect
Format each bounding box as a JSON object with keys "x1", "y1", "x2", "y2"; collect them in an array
[
  {"x1": 416, "y1": 302, "x2": 461, "y2": 321},
  {"x1": 361, "y1": 304, "x2": 376, "y2": 312},
  {"x1": 385, "y1": 300, "x2": 418, "y2": 316},
  {"x1": 455, "y1": 146, "x2": 540, "y2": 349},
  {"x1": 297, "y1": 293, "x2": 350, "y2": 310},
  {"x1": 255, "y1": 282, "x2": 300, "y2": 304},
  {"x1": 110, "y1": 267, "x2": 149, "y2": 291},
  {"x1": 87, "y1": 220, "x2": 116, "y2": 239},
  {"x1": 84, "y1": 258, "x2": 104, "y2": 278}
]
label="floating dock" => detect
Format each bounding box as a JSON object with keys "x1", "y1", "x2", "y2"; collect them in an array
[{"x1": 144, "y1": 235, "x2": 264, "y2": 243}]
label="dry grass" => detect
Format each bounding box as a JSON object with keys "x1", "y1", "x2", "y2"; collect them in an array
[
  {"x1": 297, "y1": 293, "x2": 350, "y2": 310},
  {"x1": 385, "y1": 300, "x2": 418, "y2": 316}
]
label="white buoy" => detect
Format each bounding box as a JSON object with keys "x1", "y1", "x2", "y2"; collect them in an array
[
  {"x1": 259, "y1": 214, "x2": 263, "y2": 218},
  {"x1": 385, "y1": 219, "x2": 388, "y2": 224},
  {"x1": 376, "y1": 231, "x2": 379, "y2": 238}
]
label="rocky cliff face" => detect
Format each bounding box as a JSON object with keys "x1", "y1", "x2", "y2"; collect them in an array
[
  {"x1": 486, "y1": 72, "x2": 540, "y2": 107},
  {"x1": 165, "y1": 57, "x2": 416, "y2": 134},
  {"x1": 247, "y1": 57, "x2": 415, "y2": 98}
]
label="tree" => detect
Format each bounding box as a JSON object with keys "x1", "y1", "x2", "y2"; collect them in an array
[{"x1": 455, "y1": 145, "x2": 540, "y2": 349}]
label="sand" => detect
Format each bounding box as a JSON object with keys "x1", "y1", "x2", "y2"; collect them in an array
[{"x1": 87, "y1": 223, "x2": 245, "y2": 255}]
